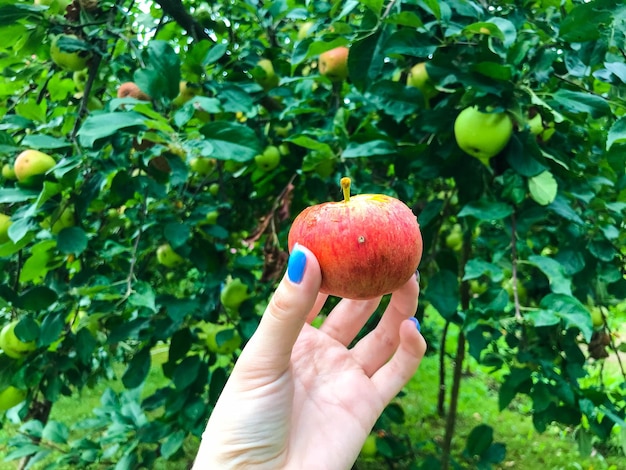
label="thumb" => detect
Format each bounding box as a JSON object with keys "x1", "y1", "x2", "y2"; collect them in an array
[{"x1": 242, "y1": 243, "x2": 321, "y2": 371}]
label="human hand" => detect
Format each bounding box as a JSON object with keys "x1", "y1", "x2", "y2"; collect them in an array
[{"x1": 193, "y1": 244, "x2": 427, "y2": 470}]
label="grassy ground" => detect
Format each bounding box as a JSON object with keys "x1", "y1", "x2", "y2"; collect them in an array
[{"x1": 1, "y1": 339, "x2": 624, "y2": 469}]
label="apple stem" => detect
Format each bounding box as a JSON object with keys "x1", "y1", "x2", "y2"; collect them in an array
[{"x1": 340, "y1": 177, "x2": 351, "y2": 202}]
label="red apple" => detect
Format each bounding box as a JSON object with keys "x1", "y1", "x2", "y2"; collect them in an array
[{"x1": 288, "y1": 177, "x2": 422, "y2": 300}]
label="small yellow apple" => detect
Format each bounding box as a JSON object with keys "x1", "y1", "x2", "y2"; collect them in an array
[
  {"x1": 0, "y1": 386, "x2": 27, "y2": 411},
  {"x1": 0, "y1": 214, "x2": 12, "y2": 243},
  {"x1": 14, "y1": 149, "x2": 56, "y2": 187},
  {"x1": 256, "y1": 59, "x2": 279, "y2": 90},
  {"x1": 156, "y1": 243, "x2": 185, "y2": 268}
]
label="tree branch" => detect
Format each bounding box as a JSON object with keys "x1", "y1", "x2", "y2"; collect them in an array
[{"x1": 152, "y1": 0, "x2": 214, "y2": 43}]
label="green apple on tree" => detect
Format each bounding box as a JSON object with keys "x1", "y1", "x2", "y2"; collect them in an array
[
  {"x1": 319, "y1": 46, "x2": 350, "y2": 82},
  {"x1": 0, "y1": 320, "x2": 37, "y2": 359},
  {"x1": 220, "y1": 277, "x2": 250, "y2": 311},
  {"x1": 204, "y1": 210, "x2": 219, "y2": 225},
  {"x1": 189, "y1": 157, "x2": 216, "y2": 176},
  {"x1": 208, "y1": 183, "x2": 220, "y2": 196},
  {"x1": 13, "y1": 149, "x2": 56, "y2": 187},
  {"x1": 0, "y1": 214, "x2": 12, "y2": 244},
  {"x1": 41, "y1": 205, "x2": 75, "y2": 235},
  {"x1": 297, "y1": 21, "x2": 315, "y2": 40},
  {"x1": 2, "y1": 164, "x2": 16, "y2": 180},
  {"x1": 406, "y1": 62, "x2": 438, "y2": 100},
  {"x1": 0, "y1": 385, "x2": 27, "y2": 411},
  {"x1": 50, "y1": 34, "x2": 91, "y2": 71},
  {"x1": 359, "y1": 433, "x2": 378, "y2": 459},
  {"x1": 254, "y1": 145, "x2": 281, "y2": 172},
  {"x1": 445, "y1": 223, "x2": 463, "y2": 252},
  {"x1": 156, "y1": 243, "x2": 185, "y2": 268},
  {"x1": 453, "y1": 106, "x2": 513, "y2": 165},
  {"x1": 590, "y1": 307, "x2": 605, "y2": 328},
  {"x1": 73, "y1": 70, "x2": 88, "y2": 91},
  {"x1": 255, "y1": 59, "x2": 279, "y2": 90}
]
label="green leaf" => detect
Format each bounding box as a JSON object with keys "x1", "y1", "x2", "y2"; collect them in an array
[
  {"x1": 525, "y1": 309, "x2": 560, "y2": 327},
  {"x1": 20, "y1": 240, "x2": 58, "y2": 283},
  {"x1": 217, "y1": 83, "x2": 254, "y2": 114},
  {"x1": 0, "y1": 188, "x2": 39, "y2": 203},
  {"x1": 365, "y1": 80, "x2": 423, "y2": 122},
  {"x1": 21, "y1": 134, "x2": 71, "y2": 150},
  {"x1": 164, "y1": 223, "x2": 190, "y2": 249},
  {"x1": 384, "y1": 30, "x2": 437, "y2": 57},
  {"x1": 463, "y1": 259, "x2": 503, "y2": 282},
  {"x1": 17, "y1": 286, "x2": 58, "y2": 311},
  {"x1": 122, "y1": 346, "x2": 151, "y2": 389},
  {"x1": 385, "y1": 12, "x2": 423, "y2": 28},
  {"x1": 528, "y1": 171, "x2": 558, "y2": 206},
  {"x1": 527, "y1": 255, "x2": 572, "y2": 296},
  {"x1": 423, "y1": 270, "x2": 459, "y2": 320},
  {"x1": 161, "y1": 430, "x2": 185, "y2": 459},
  {"x1": 540, "y1": 293, "x2": 593, "y2": 341},
  {"x1": 199, "y1": 121, "x2": 261, "y2": 162},
  {"x1": 606, "y1": 116, "x2": 626, "y2": 150},
  {"x1": 499, "y1": 367, "x2": 532, "y2": 411},
  {"x1": 77, "y1": 112, "x2": 147, "y2": 148},
  {"x1": 0, "y1": 4, "x2": 44, "y2": 25},
  {"x1": 342, "y1": 140, "x2": 396, "y2": 158},
  {"x1": 173, "y1": 355, "x2": 201, "y2": 390},
  {"x1": 559, "y1": 3, "x2": 612, "y2": 42},
  {"x1": 42, "y1": 421, "x2": 69, "y2": 445},
  {"x1": 57, "y1": 227, "x2": 88, "y2": 255},
  {"x1": 458, "y1": 199, "x2": 512, "y2": 221},
  {"x1": 549, "y1": 90, "x2": 611, "y2": 118},
  {"x1": 348, "y1": 30, "x2": 384, "y2": 90},
  {"x1": 465, "y1": 424, "x2": 493, "y2": 457},
  {"x1": 129, "y1": 282, "x2": 157, "y2": 312},
  {"x1": 135, "y1": 40, "x2": 181, "y2": 101}
]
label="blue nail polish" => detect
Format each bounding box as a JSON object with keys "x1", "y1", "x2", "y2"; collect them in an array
[
  {"x1": 287, "y1": 245, "x2": 307, "y2": 284},
  {"x1": 408, "y1": 317, "x2": 421, "y2": 332}
]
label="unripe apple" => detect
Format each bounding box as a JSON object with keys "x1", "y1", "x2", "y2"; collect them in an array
[
  {"x1": 254, "y1": 145, "x2": 281, "y2": 172},
  {"x1": 73, "y1": 70, "x2": 88, "y2": 91},
  {"x1": 117, "y1": 82, "x2": 151, "y2": 101},
  {"x1": 2, "y1": 164, "x2": 16, "y2": 180},
  {"x1": 208, "y1": 183, "x2": 219, "y2": 196},
  {"x1": 172, "y1": 81, "x2": 202, "y2": 107},
  {"x1": 41, "y1": 205, "x2": 75, "y2": 234},
  {"x1": 0, "y1": 320, "x2": 36, "y2": 359},
  {"x1": 0, "y1": 214, "x2": 12, "y2": 244},
  {"x1": 319, "y1": 46, "x2": 349, "y2": 82},
  {"x1": 50, "y1": 34, "x2": 91, "y2": 71},
  {"x1": 445, "y1": 223, "x2": 463, "y2": 252},
  {"x1": 256, "y1": 59, "x2": 280, "y2": 90},
  {"x1": 14, "y1": 149, "x2": 56, "y2": 187},
  {"x1": 0, "y1": 385, "x2": 27, "y2": 411},
  {"x1": 288, "y1": 178, "x2": 423, "y2": 300},
  {"x1": 406, "y1": 62, "x2": 438, "y2": 99},
  {"x1": 590, "y1": 307, "x2": 605, "y2": 328},
  {"x1": 189, "y1": 157, "x2": 216, "y2": 176},
  {"x1": 297, "y1": 21, "x2": 315, "y2": 40},
  {"x1": 220, "y1": 277, "x2": 250, "y2": 310},
  {"x1": 204, "y1": 210, "x2": 219, "y2": 225},
  {"x1": 156, "y1": 243, "x2": 184, "y2": 268},
  {"x1": 453, "y1": 106, "x2": 513, "y2": 165},
  {"x1": 360, "y1": 433, "x2": 378, "y2": 459}
]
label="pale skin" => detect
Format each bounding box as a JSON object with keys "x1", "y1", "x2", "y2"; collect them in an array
[{"x1": 194, "y1": 245, "x2": 427, "y2": 470}]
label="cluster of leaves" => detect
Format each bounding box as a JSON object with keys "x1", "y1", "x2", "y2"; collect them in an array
[{"x1": 0, "y1": 0, "x2": 624, "y2": 468}]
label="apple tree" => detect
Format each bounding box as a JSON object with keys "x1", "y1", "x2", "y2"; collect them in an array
[{"x1": 0, "y1": 0, "x2": 624, "y2": 468}]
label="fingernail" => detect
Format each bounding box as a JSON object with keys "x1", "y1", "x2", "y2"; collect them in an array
[
  {"x1": 408, "y1": 317, "x2": 421, "y2": 332},
  {"x1": 287, "y1": 244, "x2": 307, "y2": 284},
  {"x1": 415, "y1": 269, "x2": 421, "y2": 284}
]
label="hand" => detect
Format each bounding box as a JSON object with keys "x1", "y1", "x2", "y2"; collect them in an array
[{"x1": 193, "y1": 244, "x2": 427, "y2": 470}]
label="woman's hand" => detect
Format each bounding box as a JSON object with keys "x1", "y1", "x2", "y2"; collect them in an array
[{"x1": 194, "y1": 244, "x2": 427, "y2": 470}]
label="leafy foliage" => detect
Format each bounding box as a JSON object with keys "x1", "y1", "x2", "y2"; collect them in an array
[{"x1": 0, "y1": 0, "x2": 625, "y2": 467}]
